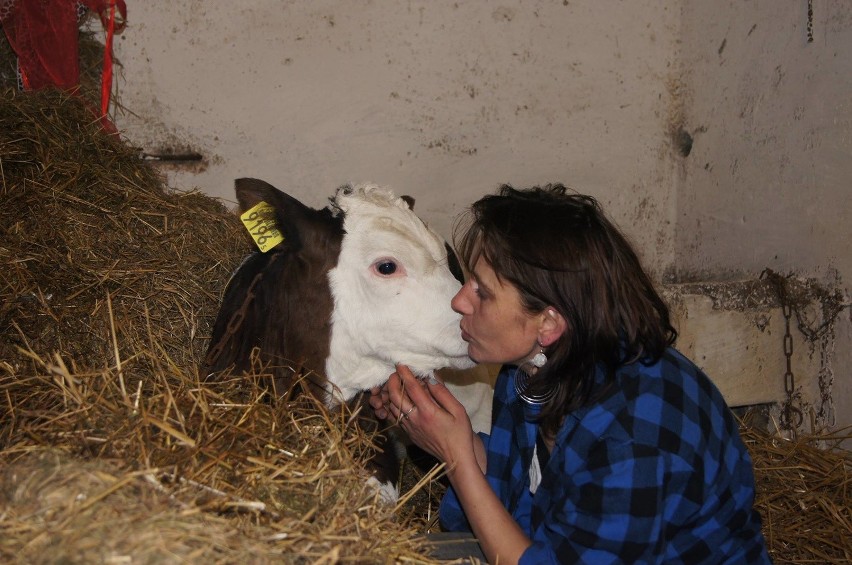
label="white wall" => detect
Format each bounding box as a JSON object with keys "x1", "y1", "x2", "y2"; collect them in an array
[
  {"x1": 677, "y1": 0, "x2": 851, "y2": 433},
  {"x1": 111, "y1": 1, "x2": 850, "y2": 435},
  {"x1": 113, "y1": 0, "x2": 680, "y2": 276}
]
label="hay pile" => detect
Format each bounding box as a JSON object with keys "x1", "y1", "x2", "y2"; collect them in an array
[
  {"x1": 0, "y1": 88, "x2": 443, "y2": 563},
  {"x1": 0, "y1": 89, "x2": 241, "y2": 369},
  {"x1": 743, "y1": 424, "x2": 851, "y2": 564}
]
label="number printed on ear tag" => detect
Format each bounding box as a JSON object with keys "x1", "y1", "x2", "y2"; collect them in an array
[{"x1": 240, "y1": 201, "x2": 284, "y2": 252}]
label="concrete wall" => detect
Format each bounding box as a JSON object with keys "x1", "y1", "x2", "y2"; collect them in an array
[
  {"x1": 676, "y1": 0, "x2": 851, "y2": 433},
  {"x1": 110, "y1": 1, "x2": 849, "y2": 435},
  {"x1": 112, "y1": 0, "x2": 680, "y2": 276}
]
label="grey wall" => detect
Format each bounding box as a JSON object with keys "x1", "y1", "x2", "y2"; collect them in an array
[
  {"x1": 111, "y1": 1, "x2": 850, "y2": 435},
  {"x1": 676, "y1": 0, "x2": 851, "y2": 433},
  {"x1": 113, "y1": 0, "x2": 680, "y2": 275}
]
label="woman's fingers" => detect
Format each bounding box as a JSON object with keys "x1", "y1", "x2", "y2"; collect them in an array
[
  {"x1": 397, "y1": 366, "x2": 465, "y2": 420},
  {"x1": 368, "y1": 386, "x2": 383, "y2": 409},
  {"x1": 378, "y1": 366, "x2": 425, "y2": 425},
  {"x1": 395, "y1": 364, "x2": 432, "y2": 409},
  {"x1": 423, "y1": 374, "x2": 465, "y2": 416},
  {"x1": 381, "y1": 365, "x2": 456, "y2": 427},
  {"x1": 368, "y1": 386, "x2": 389, "y2": 420}
]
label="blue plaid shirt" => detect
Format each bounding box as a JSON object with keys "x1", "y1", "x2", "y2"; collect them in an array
[{"x1": 440, "y1": 348, "x2": 771, "y2": 564}]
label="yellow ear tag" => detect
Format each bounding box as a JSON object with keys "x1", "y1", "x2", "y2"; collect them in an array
[{"x1": 240, "y1": 201, "x2": 284, "y2": 252}]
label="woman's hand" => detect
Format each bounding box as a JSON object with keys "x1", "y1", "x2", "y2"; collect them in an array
[
  {"x1": 387, "y1": 366, "x2": 529, "y2": 563},
  {"x1": 381, "y1": 364, "x2": 480, "y2": 475}
]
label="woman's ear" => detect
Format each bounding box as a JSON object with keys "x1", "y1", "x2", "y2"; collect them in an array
[{"x1": 538, "y1": 308, "x2": 567, "y2": 347}]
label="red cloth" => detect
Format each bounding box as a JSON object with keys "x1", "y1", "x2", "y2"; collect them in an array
[
  {"x1": 1, "y1": 0, "x2": 127, "y2": 131},
  {"x1": 1, "y1": 0, "x2": 125, "y2": 90}
]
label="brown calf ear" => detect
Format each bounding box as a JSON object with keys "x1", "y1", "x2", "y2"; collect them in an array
[
  {"x1": 234, "y1": 178, "x2": 315, "y2": 252},
  {"x1": 233, "y1": 178, "x2": 345, "y2": 255},
  {"x1": 234, "y1": 178, "x2": 319, "y2": 222},
  {"x1": 400, "y1": 195, "x2": 415, "y2": 210},
  {"x1": 235, "y1": 178, "x2": 287, "y2": 212}
]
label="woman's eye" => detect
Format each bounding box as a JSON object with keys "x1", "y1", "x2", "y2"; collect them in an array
[{"x1": 376, "y1": 261, "x2": 397, "y2": 275}]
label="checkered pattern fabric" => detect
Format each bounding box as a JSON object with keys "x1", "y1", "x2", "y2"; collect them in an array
[{"x1": 440, "y1": 349, "x2": 771, "y2": 564}]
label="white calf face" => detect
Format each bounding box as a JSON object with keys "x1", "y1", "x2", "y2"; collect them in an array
[{"x1": 326, "y1": 184, "x2": 475, "y2": 401}]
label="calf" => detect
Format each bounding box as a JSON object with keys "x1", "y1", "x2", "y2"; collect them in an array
[{"x1": 202, "y1": 178, "x2": 474, "y2": 500}]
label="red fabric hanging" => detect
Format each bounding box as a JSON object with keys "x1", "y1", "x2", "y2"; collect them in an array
[
  {"x1": 99, "y1": 0, "x2": 117, "y2": 117},
  {"x1": 1, "y1": 0, "x2": 127, "y2": 131}
]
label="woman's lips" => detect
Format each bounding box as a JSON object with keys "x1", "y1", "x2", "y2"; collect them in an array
[{"x1": 460, "y1": 327, "x2": 471, "y2": 342}]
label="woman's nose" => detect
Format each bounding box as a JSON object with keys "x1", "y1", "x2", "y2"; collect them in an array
[{"x1": 451, "y1": 283, "x2": 472, "y2": 315}]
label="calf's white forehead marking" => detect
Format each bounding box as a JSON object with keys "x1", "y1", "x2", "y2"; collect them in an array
[
  {"x1": 334, "y1": 184, "x2": 452, "y2": 285},
  {"x1": 334, "y1": 184, "x2": 446, "y2": 261}
]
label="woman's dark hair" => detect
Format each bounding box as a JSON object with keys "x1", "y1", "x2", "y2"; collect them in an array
[{"x1": 453, "y1": 184, "x2": 677, "y2": 436}]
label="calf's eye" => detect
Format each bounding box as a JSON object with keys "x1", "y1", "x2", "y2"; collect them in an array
[
  {"x1": 376, "y1": 261, "x2": 397, "y2": 275},
  {"x1": 371, "y1": 258, "x2": 406, "y2": 277}
]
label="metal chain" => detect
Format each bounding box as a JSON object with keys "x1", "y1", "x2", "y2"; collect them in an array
[
  {"x1": 780, "y1": 300, "x2": 803, "y2": 430},
  {"x1": 202, "y1": 253, "x2": 281, "y2": 375},
  {"x1": 760, "y1": 269, "x2": 804, "y2": 431},
  {"x1": 782, "y1": 302, "x2": 795, "y2": 396}
]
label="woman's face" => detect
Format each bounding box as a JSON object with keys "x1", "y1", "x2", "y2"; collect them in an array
[{"x1": 451, "y1": 257, "x2": 542, "y2": 366}]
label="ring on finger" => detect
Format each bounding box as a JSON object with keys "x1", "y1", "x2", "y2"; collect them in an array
[{"x1": 403, "y1": 405, "x2": 416, "y2": 419}]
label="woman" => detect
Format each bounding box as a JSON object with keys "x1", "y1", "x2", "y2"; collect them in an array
[{"x1": 371, "y1": 184, "x2": 770, "y2": 564}]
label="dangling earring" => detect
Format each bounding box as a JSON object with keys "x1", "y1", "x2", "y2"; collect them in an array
[
  {"x1": 514, "y1": 367, "x2": 557, "y2": 406},
  {"x1": 530, "y1": 348, "x2": 547, "y2": 368},
  {"x1": 515, "y1": 346, "x2": 555, "y2": 405}
]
